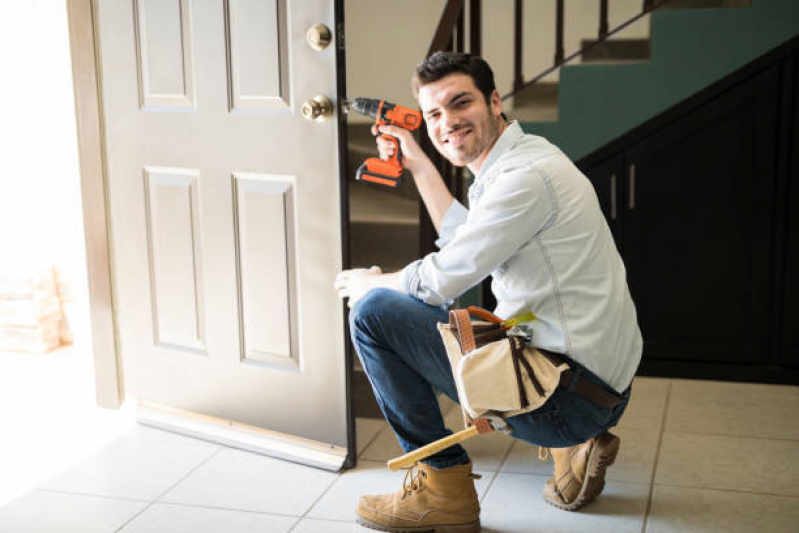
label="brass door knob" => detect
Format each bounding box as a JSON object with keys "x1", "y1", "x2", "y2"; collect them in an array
[
  {"x1": 306, "y1": 24, "x2": 332, "y2": 51},
  {"x1": 302, "y1": 95, "x2": 334, "y2": 122}
]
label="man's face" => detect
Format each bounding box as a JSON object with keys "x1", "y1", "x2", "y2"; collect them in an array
[{"x1": 417, "y1": 73, "x2": 505, "y2": 171}]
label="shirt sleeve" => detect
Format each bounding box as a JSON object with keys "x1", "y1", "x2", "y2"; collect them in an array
[
  {"x1": 401, "y1": 165, "x2": 556, "y2": 306},
  {"x1": 434, "y1": 198, "x2": 469, "y2": 249}
]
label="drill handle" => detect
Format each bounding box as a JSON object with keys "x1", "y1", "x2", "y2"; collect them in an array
[{"x1": 378, "y1": 133, "x2": 402, "y2": 168}]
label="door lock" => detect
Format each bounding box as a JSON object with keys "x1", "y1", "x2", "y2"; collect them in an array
[
  {"x1": 306, "y1": 24, "x2": 332, "y2": 51},
  {"x1": 302, "y1": 95, "x2": 334, "y2": 122}
]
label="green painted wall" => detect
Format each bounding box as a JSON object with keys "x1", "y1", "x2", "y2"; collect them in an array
[{"x1": 522, "y1": 0, "x2": 799, "y2": 161}]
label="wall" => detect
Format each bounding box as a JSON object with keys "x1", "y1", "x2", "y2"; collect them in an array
[{"x1": 344, "y1": 0, "x2": 649, "y2": 122}]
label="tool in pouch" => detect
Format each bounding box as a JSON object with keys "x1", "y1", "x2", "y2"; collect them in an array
[
  {"x1": 349, "y1": 97, "x2": 422, "y2": 188},
  {"x1": 388, "y1": 306, "x2": 568, "y2": 471}
]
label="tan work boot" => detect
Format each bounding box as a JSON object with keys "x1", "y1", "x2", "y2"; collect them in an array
[
  {"x1": 356, "y1": 461, "x2": 481, "y2": 532},
  {"x1": 543, "y1": 431, "x2": 620, "y2": 511}
]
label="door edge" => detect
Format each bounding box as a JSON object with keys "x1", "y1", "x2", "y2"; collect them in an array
[{"x1": 66, "y1": 0, "x2": 124, "y2": 408}]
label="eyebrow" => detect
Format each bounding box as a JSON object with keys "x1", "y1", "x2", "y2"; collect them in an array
[{"x1": 424, "y1": 91, "x2": 472, "y2": 116}]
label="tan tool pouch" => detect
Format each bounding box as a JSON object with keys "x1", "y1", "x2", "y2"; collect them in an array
[{"x1": 438, "y1": 308, "x2": 569, "y2": 420}]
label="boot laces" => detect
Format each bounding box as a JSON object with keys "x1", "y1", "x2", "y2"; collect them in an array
[
  {"x1": 539, "y1": 446, "x2": 550, "y2": 461},
  {"x1": 401, "y1": 464, "x2": 427, "y2": 499}
]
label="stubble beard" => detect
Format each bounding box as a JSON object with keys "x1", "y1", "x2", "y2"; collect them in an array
[{"x1": 441, "y1": 115, "x2": 502, "y2": 168}]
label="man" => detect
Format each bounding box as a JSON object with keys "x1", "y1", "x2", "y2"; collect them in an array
[{"x1": 335, "y1": 52, "x2": 642, "y2": 533}]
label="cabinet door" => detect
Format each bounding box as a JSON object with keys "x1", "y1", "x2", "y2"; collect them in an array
[
  {"x1": 581, "y1": 155, "x2": 625, "y2": 252},
  {"x1": 624, "y1": 66, "x2": 779, "y2": 363},
  {"x1": 780, "y1": 54, "x2": 799, "y2": 368}
]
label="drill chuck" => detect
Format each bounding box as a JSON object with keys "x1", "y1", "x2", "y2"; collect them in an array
[{"x1": 351, "y1": 97, "x2": 382, "y2": 119}]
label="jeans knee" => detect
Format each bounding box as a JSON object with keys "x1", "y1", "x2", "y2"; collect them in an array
[{"x1": 348, "y1": 287, "x2": 403, "y2": 332}]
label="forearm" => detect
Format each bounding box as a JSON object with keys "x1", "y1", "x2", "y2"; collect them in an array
[{"x1": 410, "y1": 159, "x2": 454, "y2": 234}]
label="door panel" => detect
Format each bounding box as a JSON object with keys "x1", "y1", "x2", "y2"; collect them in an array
[{"x1": 96, "y1": 0, "x2": 349, "y2": 464}]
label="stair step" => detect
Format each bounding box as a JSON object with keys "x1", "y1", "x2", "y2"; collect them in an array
[
  {"x1": 509, "y1": 82, "x2": 558, "y2": 123},
  {"x1": 581, "y1": 38, "x2": 651, "y2": 64}
]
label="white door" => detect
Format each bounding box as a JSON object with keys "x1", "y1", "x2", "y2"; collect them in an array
[{"x1": 95, "y1": 0, "x2": 350, "y2": 469}]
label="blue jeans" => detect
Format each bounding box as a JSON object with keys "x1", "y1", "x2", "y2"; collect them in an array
[{"x1": 349, "y1": 288, "x2": 631, "y2": 469}]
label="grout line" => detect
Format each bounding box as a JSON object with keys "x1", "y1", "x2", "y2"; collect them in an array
[
  {"x1": 286, "y1": 466, "x2": 343, "y2": 533},
  {"x1": 356, "y1": 418, "x2": 388, "y2": 460},
  {"x1": 35, "y1": 488, "x2": 150, "y2": 504},
  {"x1": 113, "y1": 446, "x2": 223, "y2": 532},
  {"x1": 640, "y1": 379, "x2": 672, "y2": 533},
  {"x1": 479, "y1": 438, "x2": 517, "y2": 504},
  {"x1": 138, "y1": 499, "x2": 310, "y2": 518},
  {"x1": 650, "y1": 482, "x2": 799, "y2": 500}
]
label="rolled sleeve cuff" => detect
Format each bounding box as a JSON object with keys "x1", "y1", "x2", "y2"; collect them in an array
[
  {"x1": 400, "y1": 259, "x2": 423, "y2": 298},
  {"x1": 434, "y1": 199, "x2": 468, "y2": 249}
]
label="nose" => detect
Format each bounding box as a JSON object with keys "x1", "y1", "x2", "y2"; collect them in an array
[{"x1": 440, "y1": 108, "x2": 462, "y2": 132}]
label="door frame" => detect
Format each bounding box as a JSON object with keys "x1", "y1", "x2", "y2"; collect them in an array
[
  {"x1": 66, "y1": 0, "x2": 356, "y2": 468},
  {"x1": 66, "y1": 0, "x2": 122, "y2": 409}
]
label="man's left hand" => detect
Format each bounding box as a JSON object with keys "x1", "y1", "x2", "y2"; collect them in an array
[{"x1": 334, "y1": 266, "x2": 384, "y2": 307}]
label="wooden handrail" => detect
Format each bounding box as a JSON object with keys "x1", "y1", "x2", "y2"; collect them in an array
[{"x1": 427, "y1": 0, "x2": 465, "y2": 57}]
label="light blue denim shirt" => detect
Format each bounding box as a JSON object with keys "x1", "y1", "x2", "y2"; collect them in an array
[{"x1": 400, "y1": 122, "x2": 642, "y2": 392}]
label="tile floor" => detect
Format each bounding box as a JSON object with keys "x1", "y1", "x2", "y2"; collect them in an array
[{"x1": 1, "y1": 374, "x2": 798, "y2": 532}]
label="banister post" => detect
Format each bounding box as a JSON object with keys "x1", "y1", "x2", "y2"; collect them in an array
[
  {"x1": 555, "y1": 0, "x2": 565, "y2": 65},
  {"x1": 514, "y1": 0, "x2": 523, "y2": 93}
]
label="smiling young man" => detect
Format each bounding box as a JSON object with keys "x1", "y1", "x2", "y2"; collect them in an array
[{"x1": 335, "y1": 52, "x2": 642, "y2": 532}]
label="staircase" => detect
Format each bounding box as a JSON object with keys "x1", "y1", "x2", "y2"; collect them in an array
[{"x1": 521, "y1": 0, "x2": 799, "y2": 160}]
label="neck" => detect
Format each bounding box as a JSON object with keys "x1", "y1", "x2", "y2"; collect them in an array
[{"x1": 467, "y1": 119, "x2": 508, "y2": 175}]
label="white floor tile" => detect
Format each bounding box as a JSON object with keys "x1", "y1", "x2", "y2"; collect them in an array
[
  {"x1": 0, "y1": 490, "x2": 146, "y2": 533},
  {"x1": 655, "y1": 432, "x2": 799, "y2": 496},
  {"x1": 646, "y1": 485, "x2": 799, "y2": 533},
  {"x1": 308, "y1": 459, "x2": 493, "y2": 522},
  {"x1": 480, "y1": 473, "x2": 649, "y2": 533},
  {"x1": 118, "y1": 502, "x2": 297, "y2": 533},
  {"x1": 616, "y1": 377, "x2": 670, "y2": 431},
  {"x1": 501, "y1": 427, "x2": 660, "y2": 484},
  {"x1": 358, "y1": 425, "x2": 403, "y2": 463},
  {"x1": 355, "y1": 418, "x2": 385, "y2": 457},
  {"x1": 665, "y1": 379, "x2": 799, "y2": 440},
  {"x1": 160, "y1": 448, "x2": 338, "y2": 516},
  {"x1": 43, "y1": 433, "x2": 219, "y2": 501}
]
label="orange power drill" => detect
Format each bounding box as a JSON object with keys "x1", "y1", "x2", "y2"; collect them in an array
[{"x1": 351, "y1": 97, "x2": 422, "y2": 187}]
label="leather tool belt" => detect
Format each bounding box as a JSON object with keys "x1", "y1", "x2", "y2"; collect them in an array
[{"x1": 537, "y1": 349, "x2": 625, "y2": 409}]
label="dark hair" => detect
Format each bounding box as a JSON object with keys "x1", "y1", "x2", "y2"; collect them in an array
[
  {"x1": 411, "y1": 52, "x2": 498, "y2": 104},
  {"x1": 412, "y1": 52, "x2": 506, "y2": 121}
]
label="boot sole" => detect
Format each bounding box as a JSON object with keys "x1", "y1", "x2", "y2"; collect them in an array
[
  {"x1": 356, "y1": 516, "x2": 481, "y2": 533},
  {"x1": 544, "y1": 431, "x2": 620, "y2": 512}
]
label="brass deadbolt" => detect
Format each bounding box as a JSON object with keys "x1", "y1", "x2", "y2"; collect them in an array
[
  {"x1": 302, "y1": 95, "x2": 334, "y2": 122},
  {"x1": 306, "y1": 24, "x2": 332, "y2": 51}
]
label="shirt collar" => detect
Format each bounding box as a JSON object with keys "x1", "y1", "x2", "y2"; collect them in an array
[{"x1": 473, "y1": 121, "x2": 524, "y2": 184}]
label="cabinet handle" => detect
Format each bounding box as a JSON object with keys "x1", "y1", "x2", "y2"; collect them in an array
[
  {"x1": 628, "y1": 163, "x2": 636, "y2": 210},
  {"x1": 610, "y1": 174, "x2": 617, "y2": 220}
]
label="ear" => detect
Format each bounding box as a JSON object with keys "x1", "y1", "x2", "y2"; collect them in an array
[{"x1": 489, "y1": 89, "x2": 503, "y2": 119}]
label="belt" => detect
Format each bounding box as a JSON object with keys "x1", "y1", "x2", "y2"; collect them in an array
[{"x1": 538, "y1": 349, "x2": 624, "y2": 409}]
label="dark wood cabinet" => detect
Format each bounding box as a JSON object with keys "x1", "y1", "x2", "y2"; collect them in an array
[
  {"x1": 779, "y1": 54, "x2": 799, "y2": 369},
  {"x1": 625, "y1": 66, "x2": 778, "y2": 364},
  {"x1": 580, "y1": 40, "x2": 799, "y2": 383}
]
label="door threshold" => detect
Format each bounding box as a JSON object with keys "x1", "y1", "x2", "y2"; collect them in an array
[{"x1": 137, "y1": 401, "x2": 348, "y2": 472}]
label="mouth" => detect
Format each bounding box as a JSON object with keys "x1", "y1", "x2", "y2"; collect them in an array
[{"x1": 443, "y1": 128, "x2": 472, "y2": 148}]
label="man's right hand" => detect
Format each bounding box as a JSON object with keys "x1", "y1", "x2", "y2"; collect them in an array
[{"x1": 372, "y1": 124, "x2": 432, "y2": 176}]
